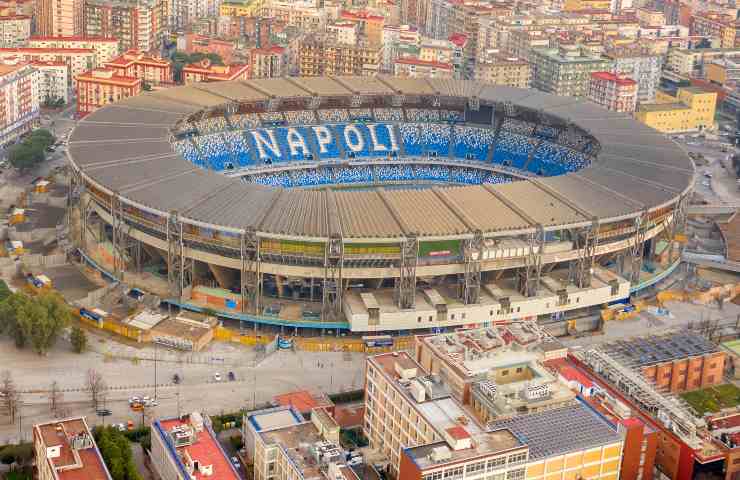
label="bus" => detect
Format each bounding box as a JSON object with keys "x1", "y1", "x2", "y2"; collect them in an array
[{"x1": 362, "y1": 335, "x2": 394, "y2": 348}]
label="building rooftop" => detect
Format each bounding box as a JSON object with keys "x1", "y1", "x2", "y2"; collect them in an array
[
  {"x1": 156, "y1": 415, "x2": 240, "y2": 480},
  {"x1": 248, "y1": 406, "x2": 304, "y2": 432},
  {"x1": 600, "y1": 331, "x2": 719, "y2": 368},
  {"x1": 273, "y1": 390, "x2": 334, "y2": 416},
  {"x1": 34, "y1": 417, "x2": 111, "y2": 480},
  {"x1": 488, "y1": 402, "x2": 621, "y2": 460},
  {"x1": 29, "y1": 35, "x2": 118, "y2": 42},
  {"x1": 403, "y1": 428, "x2": 525, "y2": 471},
  {"x1": 638, "y1": 102, "x2": 688, "y2": 112},
  {"x1": 591, "y1": 71, "x2": 637, "y2": 85},
  {"x1": 259, "y1": 421, "x2": 332, "y2": 479}
]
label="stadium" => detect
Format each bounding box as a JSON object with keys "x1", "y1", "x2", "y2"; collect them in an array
[{"x1": 67, "y1": 76, "x2": 693, "y2": 333}]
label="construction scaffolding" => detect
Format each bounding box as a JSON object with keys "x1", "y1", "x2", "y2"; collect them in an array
[
  {"x1": 463, "y1": 231, "x2": 484, "y2": 304},
  {"x1": 240, "y1": 227, "x2": 261, "y2": 314},
  {"x1": 322, "y1": 235, "x2": 343, "y2": 321},
  {"x1": 167, "y1": 212, "x2": 193, "y2": 300},
  {"x1": 576, "y1": 347, "x2": 705, "y2": 449},
  {"x1": 397, "y1": 235, "x2": 418, "y2": 309}
]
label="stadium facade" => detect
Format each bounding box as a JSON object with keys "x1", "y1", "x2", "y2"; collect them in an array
[{"x1": 67, "y1": 76, "x2": 693, "y2": 332}]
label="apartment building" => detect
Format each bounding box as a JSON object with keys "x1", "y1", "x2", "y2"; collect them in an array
[
  {"x1": 691, "y1": 12, "x2": 739, "y2": 49},
  {"x1": 183, "y1": 59, "x2": 249, "y2": 83},
  {"x1": 34, "y1": 0, "x2": 82, "y2": 37},
  {"x1": 150, "y1": 413, "x2": 240, "y2": 480},
  {"x1": 588, "y1": 71, "x2": 638, "y2": 112},
  {"x1": 249, "y1": 46, "x2": 285, "y2": 79},
  {"x1": 605, "y1": 44, "x2": 662, "y2": 103},
  {"x1": 0, "y1": 47, "x2": 94, "y2": 87},
  {"x1": 261, "y1": 1, "x2": 326, "y2": 32},
  {"x1": 219, "y1": 0, "x2": 264, "y2": 17},
  {"x1": 563, "y1": 0, "x2": 611, "y2": 11},
  {"x1": 296, "y1": 34, "x2": 381, "y2": 77},
  {"x1": 394, "y1": 57, "x2": 454, "y2": 78},
  {"x1": 664, "y1": 47, "x2": 740, "y2": 81},
  {"x1": 705, "y1": 57, "x2": 740, "y2": 86},
  {"x1": 83, "y1": 0, "x2": 166, "y2": 53},
  {"x1": 105, "y1": 50, "x2": 173, "y2": 87},
  {"x1": 178, "y1": 34, "x2": 235, "y2": 64},
  {"x1": 381, "y1": 24, "x2": 420, "y2": 73},
  {"x1": 29, "y1": 36, "x2": 120, "y2": 64},
  {"x1": 636, "y1": 86, "x2": 716, "y2": 133},
  {"x1": 339, "y1": 9, "x2": 384, "y2": 46},
  {"x1": 531, "y1": 44, "x2": 613, "y2": 97},
  {"x1": 0, "y1": 15, "x2": 30, "y2": 47},
  {"x1": 0, "y1": 61, "x2": 39, "y2": 145},
  {"x1": 75, "y1": 68, "x2": 142, "y2": 117},
  {"x1": 364, "y1": 349, "x2": 624, "y2": 479},
  {"x1": 474, "y1": 54, "x2": 531, "y2": 88},
  {"x1": 33, "y1": 417, "x2": 112, "y2": 480},
  {"x1": 32, "y1": 61, "x2": 69, "y2": 104}
]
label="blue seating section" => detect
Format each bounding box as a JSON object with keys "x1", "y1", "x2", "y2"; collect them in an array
[
  {"x1": 492, "y1": 131, "x2": 536, "y2": 169},
  {"x1": 399, "y1": 124, "x2": 422, "y2": 156},
  {"x1": 453, "y1": 126, "x2": 496, "y2": 161},
  {"x1": 415, "y1": 164, "x2": 449, "y2": 181},
  {"x1": 179, "y1": 116, "x2": 591, "y2": 180},
  {"x1": 420, "y1": 124, "x2": 451, "y2": 156},
  {"x1": 377, "y1": 163, "x2": 414, "y2": 181}
]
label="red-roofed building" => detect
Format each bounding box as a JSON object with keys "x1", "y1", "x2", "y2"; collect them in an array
[
  {"x1": 151, "y1": 414, "x2": 240, "y2": 480},
  {"x1": 588, "y1": 71, "x2": 638, "y2": 113},
  {"x1": 33, "y1": 416, "x2": 112, "y2": 480},
  {"x1": 105, "y1": 50, "x2": 173, "y2": 87},
  {"x1": 249, "y1": 46, "x2": 285, "y2": 79},
  {"x1": 273, "y1": 389, "x2": 335, "y2": 418},
  {"x1": 75, "y1": 68, "x2": 142, "y2": 117},
  {"x1": 182, "y1": 59, "x2": 249, "y2": 84},
  {"x1": 339, "y1": 9, "x2": 384, "y2": 45},
  {"x1": 394, "y1": 57, "x2": 454, "y2": 78}
]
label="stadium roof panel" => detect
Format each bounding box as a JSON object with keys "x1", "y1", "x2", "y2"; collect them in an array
[
  {"x1": 506, "y1": 91, "x2": 582, "y2": 111},
  {"x1": 70, "y1": 138, "x2": 174, "y2": 168},
  {"x1": 123, "y1": 170, "x2": 234, "y2": 214},
  {"x1": 376, "y1": 75, "x2": 437, "y2": 95},
  {"x1": 598, "y1": 140, "x2": 693, "y2": 172},
  {"x1": 69, "y1": 122, "x2": 169, "y2": 143},
  {"x1": 154, "y1": 86, "x2": 230, "y2": 108},
  {"x1": 598, "y1": 156, "x2": 692, "y2": 193},
  {"x1": 578, "y1": 167, "x2": 677, "y2": 209},
  {"x1": 246, "y1": 78, "x2": 310, "y2": 98},
  {"x1": 382, "y1": 189, "x2": 469, "y2": 236},
  {"x1": 184, "y1": 181, "x2": 277, "y2": 230},
  {"x1": 80, "y1": 104, "x2": 185, "y2": 126},
  {"x1": 334, "y1": 190, "x2": 404, "y2": 239},
  {"x1": 428, "y1": 78, "x2": 483, "y2": 98},
  {"x1": 334, "y1": 75, "x2": 395, "y2": 95},
  {"x1": 437, "y1": 186, "x2": 531, "y2": 233},
  {"x1": 545, "y1": 98, "x2": 622, "y2": 122},
  {"x1": 478, "y1": 85, "x2": 537, "y2": 104},
  {"x1": 193, "y1": 81, "x2": 267, "y2": 102},
  {"x1": 84, "y1": 154, "x2": 195, "y2": 191},
  {"x1": 495, "y1": 181, "x2": 588, "y2": 227},
  {"x1": 542, "y1": 175, "x2": 641, "y2": 219},
  {"x1": 113, "y1": 93, "x2": 201, "y2": 114},
  {"x1": 260, "y1": 189, "x2": 328, "y2": 238},
  {"x1": 288, "y1": 77, "x2": 350, "y2": 96}
]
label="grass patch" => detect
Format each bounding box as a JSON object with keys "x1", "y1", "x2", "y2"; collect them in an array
[{"x1": 681, "y1": 384, "x2": 740, "y2": 416}]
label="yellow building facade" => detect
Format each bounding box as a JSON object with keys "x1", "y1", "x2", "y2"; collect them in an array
[
  {"x1": 219, "y1": 0, "x2": 263, "y2": 17},
  {"x1": 635, "y1": 87, "x2": 717, "y2": 133},
  {"x1": 525, "y1": 442, "x2": 623, "y2": 480}
]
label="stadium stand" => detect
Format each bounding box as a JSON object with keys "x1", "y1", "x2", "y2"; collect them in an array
[
  {"x1": 231, "y1": 113, "x2": 260, "y2": 129},
  {"x1": 420, "y1": 124, "x2": 451, "y2": 156},
  {"x1": 414, "y1": 164, "x2": 449, "y2": 181},
  {"x1": 406, "y1": 109, "x2": 440, "y2": 122},
  {"x1": 440, "y1": 110, "x2": 463, "y2": 123},
  {"x1": 493, "y1": 131, "x2": 536, "y2": 169},
  {"x1": 285, "y1": 110, "x2": 316, "y2": 125},
  {"x1": 195, "y1": 116, "x2": 229, "y2": 135},
  {"x1": 500, "y1": 118, "x2": 535, "y2": 136},
  {"x1": 399, "y1": 124, "x2": 422, "y2": 156},
  {"x1": 528, "y1": 142, "x2": 588, "y2": 176},
  {"x1": 373, "y1": 108, "x2": 403, "y2": 122},
  {"x1": 223, "y1": 131, "x2": 254, "y2": 167},
  {"x1": 453, "y1": 126, "x2": 496, "y2": 161},
  {"x1": 533, "y1": 124, "x2": 559, "y2": 140},
  {"x1": 318, "y1": 109, "x2": 350, "y2": 123},
  {"x1": 174, "y1": 139, "x2": 204, "y2": 167},
  {"x1": 349, "y1": 108, "x2": 373, "y2": 122},
  {"x1": 193, "y1": 133, "x2": 233, "y2": 170},
  {"x1": 376, "y1": 163, "x2": 415, "y2": 181},
  {"x1": 332, "y1": 165, "x2": 373, "y2": 183}
]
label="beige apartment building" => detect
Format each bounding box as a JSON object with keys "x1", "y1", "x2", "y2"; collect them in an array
[
  {"x1": 474, "y1": 54, "x2": 531, "y2": 88},
  {"x1": 296, "y1": 34, "x2": 381, "y2": 77},
  {"x1": 34, "y1": 0, "x2": 82, "y2": 37},
  {"x1": 29, "y1": 35, "x2": 119, "y2": 65},
  {"x1": 0, "y1": 15, "x2": 30, "y2": 48}
]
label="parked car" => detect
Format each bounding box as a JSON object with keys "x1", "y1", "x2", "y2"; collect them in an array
[
  {"x1": 116, "y1": 423, "x2": 126, "y2": 432},
  {"x1": 172, "y1": 373, "x2": 181, "y2": 384},
  {"x1": 214, "y1": 373, "x2": 222, "y2": 382},
  {"x1": 228, "y1": 371, "x2": 236, "y2": 382}
]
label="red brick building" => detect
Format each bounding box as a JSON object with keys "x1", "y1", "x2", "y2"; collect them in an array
[
  {"x1": 182, "y1": 33, "x2": 235, "y2": 64},
  {"x1": 105, "y1": 50, "x2": 173, "y2": 88},
  {"x1": 182, "y1": 59, "x2": 249, "y2": 83},
  {"x1": 588, "y1": 71, "x2": 638, "y2": 113},
  {"x1": 75, "y1": 68, "x2": 141, "y2": 117}
]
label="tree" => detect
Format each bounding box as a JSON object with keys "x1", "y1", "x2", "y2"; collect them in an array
[
  {"x1": 0, "y1": 292, "x2": 70, "y2": 354},
  {"x1": 94, "y1": 427, "x2": 142, "y2": 480},
  {"x1": 0, "y1": 280, "x2": 11, "y2": 303},
  {"x1": 85, "y1": 368, "x2": 107, "y2": 410},
  {"x1": 70, "y1": 325, "x2": 87, "y2": 353},
  {"x1": 7, "y1": 143, "x2": 44, "y2": 171}
]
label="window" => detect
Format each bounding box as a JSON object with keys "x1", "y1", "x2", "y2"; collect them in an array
[
  {"x1": 506, "y1": 468, "x2": 525, "y2": 480},
  {"x1": 508, "y1": 452, "x2": 527, "y2": 466},
  {"x1": 466, "y1": 461, "x2": 486, "y2": 474},
  {"x1": 516, "y1": 367, "x2": 523, "y2": 373},
  {"x1": 487, "y1": 457, "x2": 507, "y2": 471},
  {"x1": 501, "y1": 370, "x2": 509, "y2": 376}
]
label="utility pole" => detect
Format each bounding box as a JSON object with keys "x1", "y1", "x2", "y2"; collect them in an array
[{"x1": 154, "y1": 341, "x2": 158, "y2": 401}]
